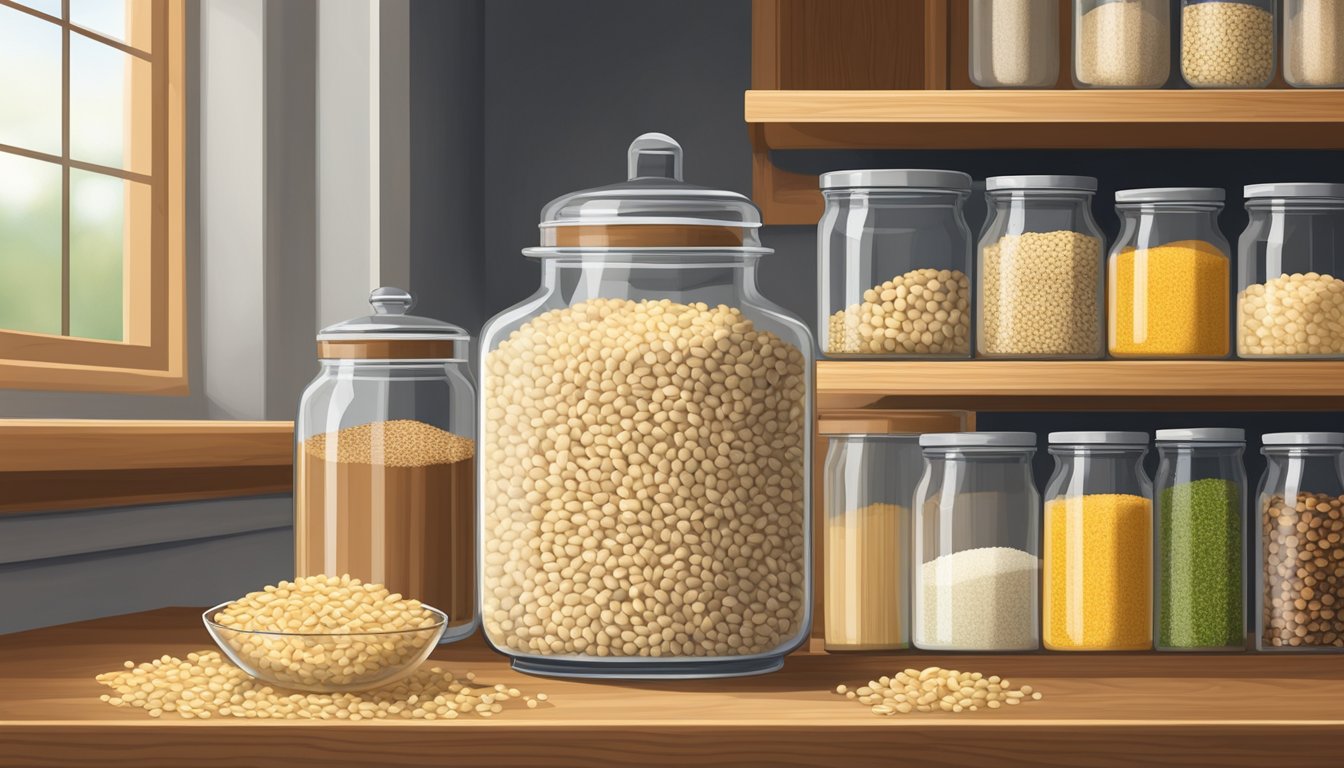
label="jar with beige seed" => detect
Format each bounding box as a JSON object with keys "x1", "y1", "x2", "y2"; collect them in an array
[
  {"x1": 819, "y1": 170, "x2": 973, "y2": 359},
  {"x1": 1181, "y1": 0, "x2": 1277, "y2": 88},
  {"x1": 977, "y1": 175, "x2": 1106, "y2": 359},
  {"x1": 1073, "y1": 0, "x2": 1173, "y2": 88},
  {"x1": 1284, "y1": 0, "x2": 1344, "y2": 88},
  {"x1": 479, "y1": 133, "x2": 813, "y2": 678}
]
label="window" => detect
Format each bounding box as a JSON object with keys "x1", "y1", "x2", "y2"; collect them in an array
[{"x1": 0, "y1": 0, "x2": 184, "y2": 393}]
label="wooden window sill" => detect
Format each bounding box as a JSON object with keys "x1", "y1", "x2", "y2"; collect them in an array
[{"x1": 0, "y1": 420, "x2": 294, "y2": 514}]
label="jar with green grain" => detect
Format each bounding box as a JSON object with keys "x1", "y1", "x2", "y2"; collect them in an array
[{"x1": 1154, "y1": 428, "x2": 1247, "y2": 652}]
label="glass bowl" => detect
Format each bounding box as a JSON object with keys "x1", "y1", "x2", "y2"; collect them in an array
[{"x1": 202, "y1": 602, "x2": 447, "y2": 693}]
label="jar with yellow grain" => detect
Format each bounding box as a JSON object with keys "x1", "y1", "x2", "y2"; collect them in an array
[
  {"x1": 1107, "y1": 188, "x2": 1231, "y2": 359},
  {"x1": 1043, "y1": 431, "x2": 1153, "y2": 651}
]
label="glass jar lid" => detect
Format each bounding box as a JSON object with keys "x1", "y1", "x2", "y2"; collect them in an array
[
  {"x1": 1262, "y1": 432, "x2": 1344, "y2": 446},
  {"x1": 820, "y1": 169, "x2": 972, "y2": 192},
  {"x1": 920, "y1": 431, "x2": 1036, "y2": 448},
  {"x1": 1244, "y1": 183, "x2": 1344, "y2": 200},
  {"x1": 1116, "y1": 187, "x2": 1225, "y2": 204},
  {"x1": 530, "y1": 132, "x2": 766, "y2": 251},
  {"x1": 1048, "y1": 431, "x2": 1148, "y2": 447},
  {"x1": 1156, "y1": 427, "x2": 1245, "y2": 443},
  {"x1": 986, "y1": 175, "x2": 1097, "y2": 193},
  {"x1": 316, "y1": 287, "x2": 468, "y2": 360}
]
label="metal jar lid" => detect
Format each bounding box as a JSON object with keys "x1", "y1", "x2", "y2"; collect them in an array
[
  {"x1": 1244, "y1": 183, "x2": 1344, "y2": 200},
  {"x1": 1048, "y1": 431, "x2": 1148, "y2": 447},
  {"x1": 1156, "y1": 428, "x2": 1245, "y2": 443},
  {"x1": 920, "y1": 432, "x2": 1037, "y2": 449},
  {"x1": 316, "y1": 287, "x2": 469, "y2": 360},
  {"x1": 820, "y1": 169, "x2": 972, "y2": 192},
  {"x1": 1262, "y1": 432, "x2": 1344, "y2": 447},
  {"x1": 986, "y1": 175, "x2": 1098, "y2": 193},
  {"x1": 1115, "y1": 187, "x2": 1226, "y2": 204}
]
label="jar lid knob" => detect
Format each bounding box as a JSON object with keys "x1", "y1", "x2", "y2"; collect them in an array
[
  {"x1": 369, "y1": 286, "x2": 415, "y2": 315},
  {"x1": 627, "y1": 132, "x2": 682, "y2": 182}
]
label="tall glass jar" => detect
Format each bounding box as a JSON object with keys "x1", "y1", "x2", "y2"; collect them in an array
[
  {"x1": 1154, "y1": 428, "x2": 1247, "y2": 652},
  {"x1": 1108, "y1": 188, "x2": 1231, "y2": 359},
  {"x1": 1043, "y1": 431, "x2": 1153, "y2": 651},
  {"x1": 1256, "y1": 432, "x2": 1344, "y2": 652},
  {"x1": 479, "y1": 133, "x2": 813, "y2": 678},
  {"x1": 819, "y1": 170, "x2": 972, "y2": 359},
  {"x1": 1285, "y1": 0, "x2": 1344, "y2": 87},
  {"x1": 295, "y1": 287, "x2": 477, "y2": 644},
  {"x1": 1237, "y1": 183, "x2": 1344, "y2": 358},
  {"x1": 912, "y1": 433, "x2": 1040, "y2": 652},
  {"x1": 1181, "y1": 0, "x2": 1277, "y2": 88},
  {"x1": 978, "y1": 175, "x2": 1105, "y2": 359},
  {"x1": 970, "y1": 0, "x2": 1060, "y2": 87},
  {"x1": 1073, "y1": 0, "x2": 1172, "y2": 88}
]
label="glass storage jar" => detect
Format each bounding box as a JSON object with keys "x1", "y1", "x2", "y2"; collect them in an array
[
  {"x1": 1073, "y1": 0, "x2": 1172, "y2": 88},
  {"x1": 1285, "y1": 0, "x2": 1344, "y2": 87},
  {"x1": 1154, "y1": 428, "x2": 1247, "y2": 651},
  {"x1": 1181, "y1": 0, "x2": 1277, "y2": 87},
  {"x1": 1237, "y1": 183, "x2": 1344, "y2": 358},
  {"x1": 970, "y1": 0, "x2": 1061, "y2": 87},
  {"x1": 912, "y1": 433, "x2": 1040, "y2": 652},
  {"x1": 295, "y1": 287, "x2": 477, "y2": 644},
  {"x1": 1107, "y1": 188, "x2": 1231, "y2": 359},
  {"x1": 978, "y1": 175, "x2": 1105, "y2": 359},
  {"x1": 819, "y1": 170, "x2": 973, "y2": 359},
  {"x1": 479, "y1": 133, "x2": 813, "y2": 678},
  {"x1": 1043, "y1": 431, "x2": 1153, "y2": 651},
  {"x1": 1256, "y1": 432, "x2": 1344, "y2": 652}
]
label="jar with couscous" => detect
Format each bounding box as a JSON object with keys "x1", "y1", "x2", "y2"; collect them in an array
[
  {"x1": 478, "y1": 133, "x2": 813, "y2": 679},
  {"x1": 1181, "y1": 0, "x2": 1277, "y2": 88}
]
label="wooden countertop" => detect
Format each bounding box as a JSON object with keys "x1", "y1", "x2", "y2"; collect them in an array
[{"x1": 3, "y1": 608, "x2": 1343, "y2": 767}]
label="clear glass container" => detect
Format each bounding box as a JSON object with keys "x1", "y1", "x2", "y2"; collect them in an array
[
  {"x1": 1236, "y1": 183, "x2": 1344, "y2": 358},
  {"x1": 479, "y1": 133, "x2": 813, "y2": 679},
  {"x1": 912, "y1": 432, "x2": 1040, "y2": 652},
  {"x1": 819, "y1": 170, "x2": 973, "y2": 359},
  {"x1": 1043, "y1": 431, "x2": 1153, "y2": 651},
  {"x1": 978, "y1": 175, "x2": 1105, "y2": 359},
  {"x1": 1154, "y1": 428, "x2": 1247, "y2": 651},
  {"x1": 295, "y1": 287, "x2": 477, "y2": 645},
  {"x1": 1181, "y1": 0, "x2": 1277, "y2": 87},
  {"x1": 1256, "y1": 432, "x2": 1344, "y2": 652},
  {"x1": 1285, "y1": 0, "x2": 1344, "y2": 87},
  {"x1": 970, "y1": 0, "x2": 1061, "y2": 87},
  {"x1": 1108, "y1": 188, "x2": 1231, "y2": 359},
  {"x1": 1073, "y1": 0, "x2": 1172, "y2": 88}
]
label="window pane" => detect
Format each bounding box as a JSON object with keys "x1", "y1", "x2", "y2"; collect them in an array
[
  {"x1": 0, "y1": 5, "x2": 61, "y2": 156},
  {"x1": 71, "y1": 0, "x2": 153, "y2": 52},
  {"x1": 71, "y1": 35, "x2": 152, "y2": 173},
  {"x1": 14, "y1": 0, "x2": 60, "y2": 18},
  {"x1": 0, "y1": 152, "x2": 62, "y2": 335},
  {"x1": 70, "y1": 169, "x2": 130, "y2": 342}
]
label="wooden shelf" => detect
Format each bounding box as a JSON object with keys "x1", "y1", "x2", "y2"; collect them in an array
[
  {"x1": 4, "y1": 608, "x2": 1343, "y2": 767},
  {"x1": 816, "y1": 360, "x2": 1344, "y2": 412}
]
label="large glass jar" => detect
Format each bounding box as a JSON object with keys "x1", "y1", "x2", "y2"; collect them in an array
[
  {"x1": 970, "y1": 0, "x2": 1060, "y2": 87},
  {"x1": 978, "y1": 175, "x2": 1105, "y2": 359},
  {"x1": 1154, "y1": 428, "x2": 1247, "y2": 652},
  {"x1": 1237, "y1": 183, "x2": 1344, "y2": 358},
  {"x1": 819, "y1": 170, "x2": 973, "y2": 359},
  {"x1": 1073, "y1": 0, "x2": 1172, "y2": 88},
  {"x1": 1181, "y1": 0, "x2": 1277, "y2": 88},
  {"x1": 479, "y1": 133, "x2": 813, "y2": 678},
  {"x1": 912, "y1": 432, "x2": 1040, "y2": 652},
  {"x1": 1108, "y1": 188, "x2": 1231, "y2": 359},
  {"x1": 1256, "y1": 432, "x2": 1344, "y2": 652},
  {"x1": 1043, "y1": 431, "x2": 1153, "y2": 651},
  {"x1": 295, "y1": 287, "x2": 477, "y2": 644},
  {"x1": 1285, "y1": 0, "x2": 1344, "y2": 87}
]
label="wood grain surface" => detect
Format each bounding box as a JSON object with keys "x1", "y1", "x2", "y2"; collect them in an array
[{"x1": 2, "y1": 609, "x2": 1342, "y2": 767}]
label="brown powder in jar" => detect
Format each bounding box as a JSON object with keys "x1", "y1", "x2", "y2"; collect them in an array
[{"x1": 296, "y1": 420, "x2": 475, "y2": 630}]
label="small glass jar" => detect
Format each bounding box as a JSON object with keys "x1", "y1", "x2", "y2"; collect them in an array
[
  {"x1": 1256, "y1": 432, "x2": 1344, "y2": 652},
  {"x1": 1108, "y1": 188, "x2": 1231, "y2": 359},
  {"x1": 970, "y1": 0, "x2": 1060, "y2": 88},
  {"x1": 295, "y1": 287, "x2": 477, "y2": 644},
  {"x1": 1236, "y1": 183, "x2": 1344, "y2": 359},
  {"x1": 978, "y1": 175, "x2": 1105, "y2": 359},
  {"x1": 819, "y1": 170, "x2": 973, "y2": 359},
  {"x1": 1154, "y1": 428, "x2": 1247, "y2": 652},
  {"x1": 1181, "y1": 0, "x2": 1277, "y2": 88},
  {"x1": 913, "y1": 433, "x2": 1040, "y2": 652},
  {"x1": 1073, "y1": 0, "x2": 1172, "y2": 88},
  {"x1": 1043, "y1": 431, "x2": 1153, "y2": 651},
  {"x1": 1285, "y1": 0, "x2": 1344, "y2": 87}
]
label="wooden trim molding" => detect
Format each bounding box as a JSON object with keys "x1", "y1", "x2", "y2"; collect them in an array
[{"x1": 0, "y1": 420, "x2": 294, "y2": 515}]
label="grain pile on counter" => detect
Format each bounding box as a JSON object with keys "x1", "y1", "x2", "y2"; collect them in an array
[
  {"x1": 1109, "y1": 241, "x2": 1230, "y2": 357},
  {"x1": 482, "y1": 297, "x2": 808, "y2": 658},
  {"x1": 826, "y1": 269, "x2": 970, "y2": 355},
  {"x1": 1238, "y1": 273, "x2": 1344, "y2": 357},
  {"x1": 834, "y1": 667, "x2": 1042, "y2": 716},
  {"x1": 1076, "y1": 0, "x2": 1170, "y2": 87},
  {"x1": 917, "y1": 547, "x2": 1038, "y2": 651},
  {"x1": 1262, "y1": 491, "x2": 1344, "y2": 648},
  {"x1": 980, "y1": 230, "x2": 1101, "y2": 356},
  {"x1": 1158, "y1": 478, "x2": 1244, "y2": 649},
  {"x1": 1181, "y1": 1, "x2": 1276, "y2": 87}
]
